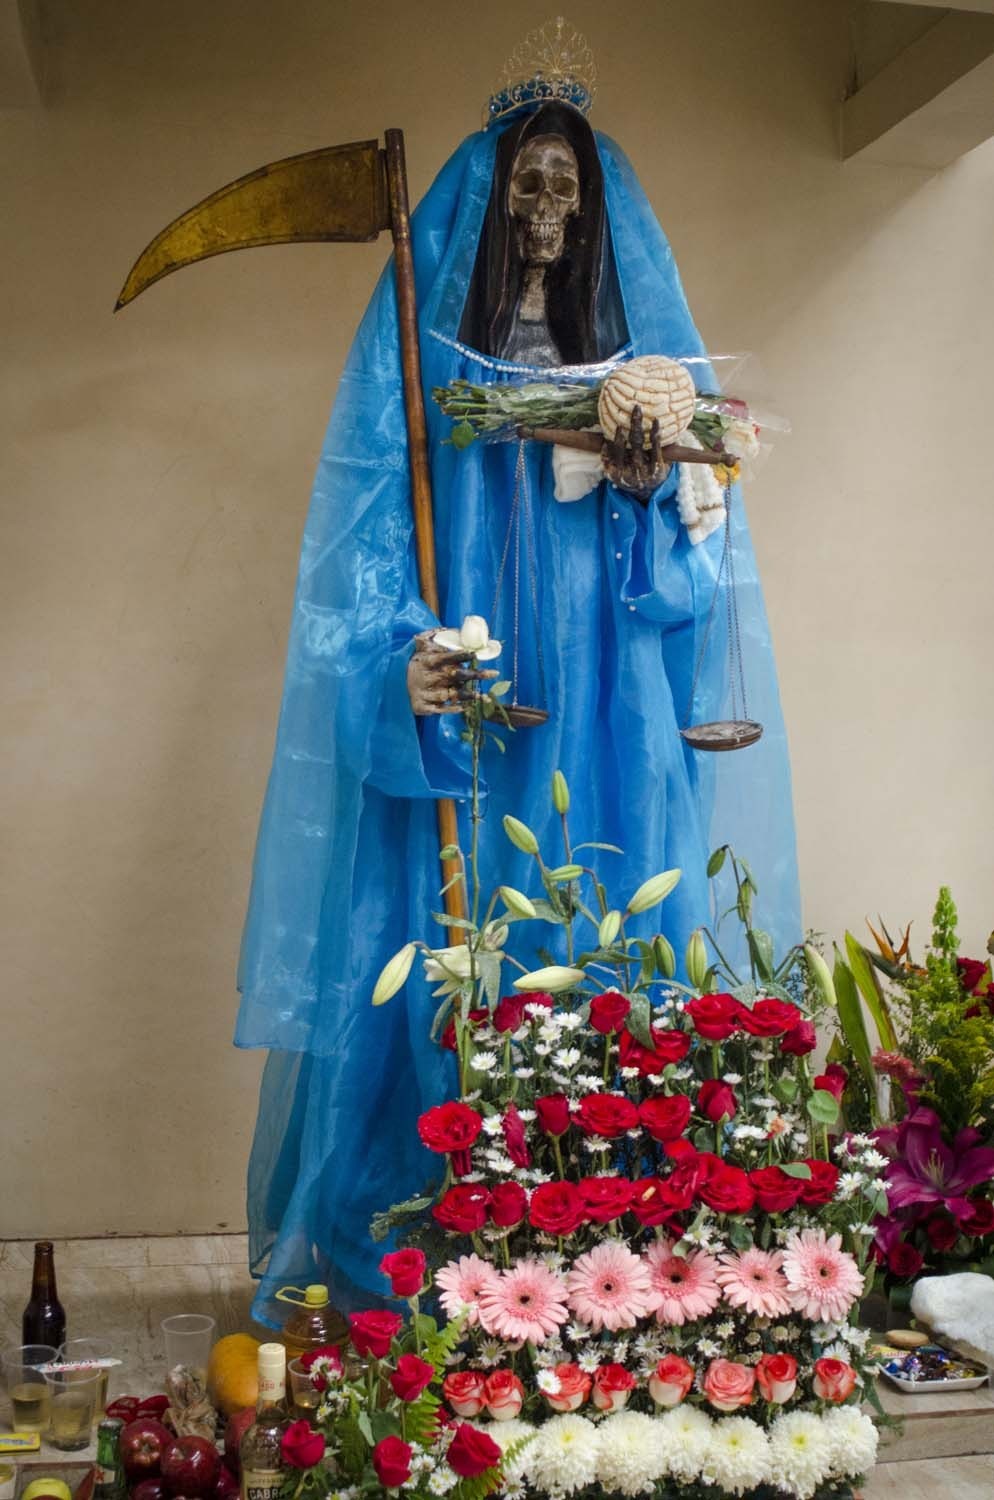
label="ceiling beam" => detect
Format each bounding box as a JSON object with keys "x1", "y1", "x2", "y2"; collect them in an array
[{"x1": 844, "y1": 9, "x2": 994, "y2": 164}]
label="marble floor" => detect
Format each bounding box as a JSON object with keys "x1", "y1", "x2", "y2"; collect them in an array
[{"x1": 1, "y1": 1237, "x2": 991, "y2": 1498}]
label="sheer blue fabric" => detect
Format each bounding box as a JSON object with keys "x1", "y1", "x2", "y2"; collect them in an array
[{"x1": 236, "y1": 121, "x2": 800, "y2": 1325}]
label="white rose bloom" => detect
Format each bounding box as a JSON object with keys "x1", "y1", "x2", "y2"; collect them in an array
[
  {"x1": 595, "y1": 1412, "x2": 666, "y2": 1497},
  {"x1": 704, "y1": 1417, "x2": 770, "y2": 1496},
  {"x1": 823, "y1": 1406, "x2": 878, "y2": 1477},
  {"x1": 530, "y1": 1415, "x2": 600, "y2": 1498},
  {"x1": 658, "y1": 1405, "x2": 712, "y2": 1484},
  {"x1": 767, "y1": 1412, "x2": 833, "y2": 1500},
  {"x1": 433, "y1": 614, "x2": 501, "y2": 659},
  {"x1": 723, "y1": 418, "x2": 762, "y2": 461}
]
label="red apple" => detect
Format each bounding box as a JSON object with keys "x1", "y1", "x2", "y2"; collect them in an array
[
  {"x1": 161, "y1": 1437, "x2": 220, "y2": 1499},
  {"x1": 212, "y1": 1469, "x2": 239, "y2": 1500},
  {"x1": 120, "y1": 1420, "x2": 175, "y2": 1481},
  {"x1": 222, "y1": 1410, "x2": 255, "y2": 1478},
  {"x1": 132, "y1": 1481, "x2": 168, "y2": 1500}
]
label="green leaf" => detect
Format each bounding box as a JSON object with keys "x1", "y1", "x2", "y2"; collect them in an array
[
  {"x1": 429, "y1": 996, "x2": 453, "y2": 1039},
  {"x1": 490, "y1": 680, "x2": 512, "y2": 698},
  {"x1": 731, "y1": 982, "x2": 758, "y2": 1005},
  {"x1": 626, "y1": 991, "x2": 655, "y2": 1049},
  {"x1": 833, "y1": 948, "x2": 876, "y2": 1111},
  {"x1": 773, "y1": 1075, "x2": 798, "y2": 1105},
  {"x1": 356, "y1": 1411, "x2": 374, "y2": 1446},
  {"x1": 529, "y1": 898, "x2": 567, "y2": 925},
  {"x1": 692, "y1": 1125, "x2": 715, "y2": 1152},
  {"x1": 573, "y1": 841, "x2": 624, "y2": 855},
  {"x1": 370, "y1": 1411, "x2": 401, "y2": 1441},
  {"x1": 845, "y1": 931, "x2": 898, "y2": 1052},
  {"x1": 806, "y1": 1088, "x2": 841, "y2": 1125},
  {"x1": 450, "y1": 419, "x2": 476, "y2": 449},
  {"x1": 780, "y1": 1162, "x2": 813, "y2": 1179},
  {"x1": 431, "y1": 912, "x2": 476, "y2": 930},
  {"x1": 728, "y1": 1219, "x2": 753, "y2": 1250},
  {"x1": 707, "y1": 846, "x2": 727, "y2": 878},
  {"x1": 477, "y1": 951, "x2": 503, "y2": 1008},
  {"x1": 748, "y1": 928, "x2": 775, "y2": 983}
]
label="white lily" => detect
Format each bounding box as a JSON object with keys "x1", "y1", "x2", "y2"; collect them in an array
[
  {"x1": 423, "y1": 923, "x2": 508, "y2": 996},
  {"x1": 432, "y1": 613, "x2": 502, "y2": 661}
]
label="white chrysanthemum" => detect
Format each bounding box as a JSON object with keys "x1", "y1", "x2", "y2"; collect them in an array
[
  {"x1": 473, "y1": 1419, "x2": 536, "y2": 1483},
  {"x1": 703, "y1": 1417, "x2": 770, "y2": 1496},
  {"x1": 767, "y1": 1411, "x2": 833, "y2": 1500},
  {"x1": 595, "y1": 1412, "x2": 666, "y2": 1497},
  {"x1": 658, "y1": 1404, "x2": 712, "y2": 1484},
  {"x1": 529, "y1": 1414, "x2": 600, "y2": 1498},
  {"x1": 427, "y1": 1465, "x2": 457, "y2": 1495},
  {"x1": 823, "y1": 1406, "x2": 878, "y2": 1478}
]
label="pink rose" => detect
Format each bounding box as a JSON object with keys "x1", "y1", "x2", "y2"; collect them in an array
[
  {"x1": 703, "y1": 1359, "x2": 755, "y2": 1412},
  {"x1": 483, "y1": 1370, "x2": 524, "y2": 1422},
  {"x1": 812, "y1": 1358, "x2": 857, "y2": 1403},
  {"x1": 543, "y1": 1363, "x2": 591, "y2": 1413},
  {"x1": 755, "y1": 1353, "x2": 797, "y2": 1404},
  {"x1": 648, "y1": 1355, "x2": 694, "y2": 1407},
  {"x1": 591, "y1": 1364, "x2": 636, "y2": 1413},
  {"x1": 442, "y1": 1369, "x2": 487, "y2": 1418}
]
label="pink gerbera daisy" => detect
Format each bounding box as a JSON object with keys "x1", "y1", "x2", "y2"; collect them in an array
[
  {"x1": 717, "y1": 1247, "x2": 791, "y2": 1317},
  {"x1": 477, "y1": 1258, "x2": 569, "y2": 1343},
  {"x1": 644, "y1": 1239, "x2": 722, "y2": 1326},
  {"x1": 781, "y1": 1228, "x2": 864, "y2": 1323},
  {"x1": 566, "y1": 1241, "x2": 659, "y2": 1332},
  {"x1": 435, "y1": 1254, "x2": 501, "y2": 1326}
]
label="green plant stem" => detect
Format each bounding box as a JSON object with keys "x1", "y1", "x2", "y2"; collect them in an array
[
  {"x1": 552, "y1": 1137, "x2": 565, "y2": 1180},
  {"x1": 703, "y1": 926, "x2": 741, "y2": 987}
]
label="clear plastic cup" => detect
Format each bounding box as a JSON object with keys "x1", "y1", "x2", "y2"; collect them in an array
[
  {"x1": 161, "y1": 1314, "x2": 215, "y2": 1383},
  {"x1": 287, "y1": 1357, "x2": 321, "y2": 1420},
  {"x1": 0, "y1": 1345, "x2": 57, "y2": 1434},
  {"x1": 45, "y1": 1366, "x2": 103, "y2": 1450},
  {"x1": 58, "y1": 1337, "x2": 115, "y2": 1423}
]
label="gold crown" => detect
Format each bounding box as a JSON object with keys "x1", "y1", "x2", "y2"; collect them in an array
[{"x1": 485, "y1": 16, "x2": 597, "y2": 129}]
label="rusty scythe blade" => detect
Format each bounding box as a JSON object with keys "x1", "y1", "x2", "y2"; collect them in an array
[{"x1": 115, "y1": 140, "x2": 389, "y2": 308}]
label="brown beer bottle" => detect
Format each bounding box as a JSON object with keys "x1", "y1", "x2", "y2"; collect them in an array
[{"x1": 22, "y1": 1241, "x2": 66, "y2": 1347}]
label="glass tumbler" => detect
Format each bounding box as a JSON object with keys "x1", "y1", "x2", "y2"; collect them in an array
[
  {"x1": 58, "y1": 1338, "x2": 115, "y2": 1423},
  {"x1": 161, "y1": 1314, "x2": 216, "y2": 1384},
  {"x1": 45, "y1": 1366, "x2": 103, "y2": 1450},
  {"x1": 1, "y1": 1345, "x2": 57, "y2": 1434}
]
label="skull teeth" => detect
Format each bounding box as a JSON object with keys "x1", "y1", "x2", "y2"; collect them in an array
[{"x1": 527, "y1": 221, "x2": 563, "y2": 240}]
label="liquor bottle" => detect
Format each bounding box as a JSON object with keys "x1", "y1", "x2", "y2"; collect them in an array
[
  {"x1": 239, "y1": 1344, "x2": 288, "y2": 1500},
  {"x1": 95, "y1": 1417, "x2": 126, "y2": 1500},
  {"x1": 22, "y1": 1241, "x2": 66, "y2": 1347}
]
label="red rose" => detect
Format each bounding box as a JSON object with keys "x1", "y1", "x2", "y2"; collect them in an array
[
  {"x1": 418, "y1": 1101, "x2": 484, "y2": 1177},
  {"x1": 698, "y1": 1156, "x2": 755, "y2": 1215},
  {"x1": 544, "y1": 1362, "x2": 591, "y2": 1413},
  {"x1": 281, "y1": 1419, "x2": 325, "y2": 1469},
  {"x1": 390, "y1": 1354, "x2": 435, "y2": 1402},
  {"x1": 686, "y1": 994, "x2": 740, "y2": 1041},
  {"x1": 781, "y1": 1018, "x2": 817, "y2": 1056},
  {"x1": 638, "y1": 1095, "x2": 692, "y2": 1142},
  {"x1": 812, "y1": 1358, "x2": 857, "y2": 1403},
  {"x1": 592, "y1": 1364, "x2": 636, "y2": 1413},
  {"x1": 442, "y1": 1370, "x2": 487, "y2": 1418},
  {"x1": 813, "y1": 1064, "x2": 848, "y2": 1102},
  {"x1": 446, "y1": 1423, "x2": 502, "y2": 1479},
  {"x1": 799, "y1": 1160, "x2": 839, "y2": 1206},
  {"x1": 574, "y1": 1092, "x2": 639, "y2": 1138},
  {"x1": 749, "y1": 1165, "x2": 805, "y2": 1214},
  {"x1": 887, "y1": 1242, "x2": 924, "y2": 1278},
  {"x1": 703, "y1": 1359, "x2": 755, "y2": 1411},
  {"x1": 619, "y1": 1026, "x2": 691, "y2": 1075},
  {"x1": 489, "y1": 1181, "x2": 528, "y2": 1228},
  {"x1": 300, "y1": 1344, "x2": 342, "y2": 1375},
  {"x1": 925, "y1": 1214, "x2": 961, "y2": 1251},
  {"x1": 530, "y1": 1180, "x2": 586, "y2": 1235},
  {"x1": 630, "y1": 1177, "x2": 672, "y2": 1227},
  {"x1": 379, "y1": 1248, "x2": 426, "y2": 1298},
  {"x1": 493, "y1": 995, "x2": 527, "y2": 1033},
  {"x1": 648, "y1": 1354, "x2": 695, "y2": 1407},
  {"x1": 483, "y1": 1369, "x2": 524, "y2": 1421},
  {"x1": 735, "y1": 997, "x2": 801, "y2": 1036},
  {"x1": 697, "y1": 1080, "x2": 737, "y2": 1123},
  {"x1": 579, "y1": 1176, "x2": 635, "y2": 1223},
  {"x1": 502, "y1": 1103, "x2": 531, "y2": 1168},
  {"x1": 664, "y1": 1137, "x2": 698, "y2": 1162},
  {"x1": 373, "y1": 1435, "x2": 413, "y2": 1488},
  {"x1": 961, "y1": 1197, "x2": 994, "y2": 1237},
  {"x1": 958, "y1": 957, "x2": 989, "y2": 993},
  {"x1": 755, "y1": 1353, "x2": 797, "y2": 1404},
  {"x1": 589, "y1": 990, "x2": 631, "y2": 1033},
  {"x1": 535, "y1": 1093, "x2": 571, "y2": 1136},
  {"x1": 433, "y1": 1183, "x2": 491, "y2": 1233},
  {"x1": 441, "y1": 1009, "x2": 487, "y2": 1051},
  {"x1": 348, "y1": 1310, "x2": 402, "y2": 1359}
]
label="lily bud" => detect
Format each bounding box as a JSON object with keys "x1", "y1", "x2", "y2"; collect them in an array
[
  {"x1": 598, "y1": 911, "x2": 622, "y2": 948},
  {"x1": 805, "y1": 944, "x2": 837, "y2": 1008},
  {"x1": 627, "y1": 869, "x2": 681, "y2": 915},
  {"x1": 503, "y1": 815, "x2": 539, "y2": 855},
  {"x1": 372, "y1": 942, "x2": 417, "y2": 1006},
  {"x1": 685, "y1": 929, "x2": 708, "y2": 990},
  {"x1": 513, "y1": 966, "x2": 585, "y2": 993},
  {"x1": 552, "y1": 770, "x2": 570, "y2": 814},
  {"x1": 547, "y1": 864, "x2": 583, "y2": 882},
  {"x1": 500, "y1": 886, "x2": 537, "y2": 919},
  {"x1": 654, "y1": 934, "x2": 676, "y2": 979}
]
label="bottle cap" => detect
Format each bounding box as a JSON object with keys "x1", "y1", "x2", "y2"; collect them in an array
[
  {"x1": 303, "y1": 1285, "x2": 329, "y2": 1307},
  {"x1": 258, "y1": 1342, "x2": 287, "y2": 1375}
]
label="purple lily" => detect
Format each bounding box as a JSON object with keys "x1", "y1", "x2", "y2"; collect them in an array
[{"x1": 881, "y1": 1107, "x2": 994, "y2": 1220}]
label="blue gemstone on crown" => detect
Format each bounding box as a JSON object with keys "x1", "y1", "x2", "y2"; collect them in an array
[{"x1": 486, "y1": 73, "x2": 593, "y2": 128}]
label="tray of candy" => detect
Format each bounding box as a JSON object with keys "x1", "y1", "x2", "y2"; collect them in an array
[{"x1": 881, "y1": 1343, "x2": 988, "y2": 1392}]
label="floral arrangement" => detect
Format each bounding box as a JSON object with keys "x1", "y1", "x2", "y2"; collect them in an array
[
  {"x1": 361, "y1": 656, "x2": 883, "y2": 1500},
  {"x1": 827, "y1": 889, "x2": 994, "y2": 1286}
]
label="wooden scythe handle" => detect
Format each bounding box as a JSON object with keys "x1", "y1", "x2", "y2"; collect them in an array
[{"x1": 384, "y1": 129, "x2": 467, "y2": 925}]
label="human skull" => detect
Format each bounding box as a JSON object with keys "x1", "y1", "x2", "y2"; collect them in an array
[{"x1": 508, "y1": 133, "x2": 580, "y2": 265}]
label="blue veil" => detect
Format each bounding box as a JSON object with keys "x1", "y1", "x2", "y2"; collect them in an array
[{"x1": 236, "y1": 117, "x2": 800, "y2": 1324}]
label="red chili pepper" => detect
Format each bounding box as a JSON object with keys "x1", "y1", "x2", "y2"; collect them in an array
[
  {"x1": 105, "y1": 1398, "x2": 140, "y2": 1422},
  {"x1": 137, "y1": 1395, "x2": 170, "y2": 1418}
]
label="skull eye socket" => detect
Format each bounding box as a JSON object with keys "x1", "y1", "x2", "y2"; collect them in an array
[
  {"x1": 514, "y1": 169, "x2": 543, "y2": 196},
  {"x1": 551, "y1": 175, "x2": 577, "y2": 198}
]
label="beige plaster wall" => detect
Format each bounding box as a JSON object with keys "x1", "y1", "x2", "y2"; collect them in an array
[{"x1": 2, "y1": 0, "x2": 992, "y2": 1239}]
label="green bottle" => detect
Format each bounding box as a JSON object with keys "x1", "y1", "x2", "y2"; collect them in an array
[{"x1": 95, "y1": 1418, "x2": 126, "y2": 1500}]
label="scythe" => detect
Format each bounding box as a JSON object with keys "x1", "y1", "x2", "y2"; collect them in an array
[{"x1": 116, "y1": 132, "x2": 468, "y2": 923}]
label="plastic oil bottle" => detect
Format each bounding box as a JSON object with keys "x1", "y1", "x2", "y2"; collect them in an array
[{"x1": 274, "y1": 1285, "x2": 343, "y2": 1359}]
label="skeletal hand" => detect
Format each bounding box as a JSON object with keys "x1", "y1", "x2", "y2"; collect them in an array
[
  {"x1": 406, "y1": 630, "x2": 499, "y2": 716},
  {"x1": 601, "y1": 403, "x2": 670, "y2": 500}
]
